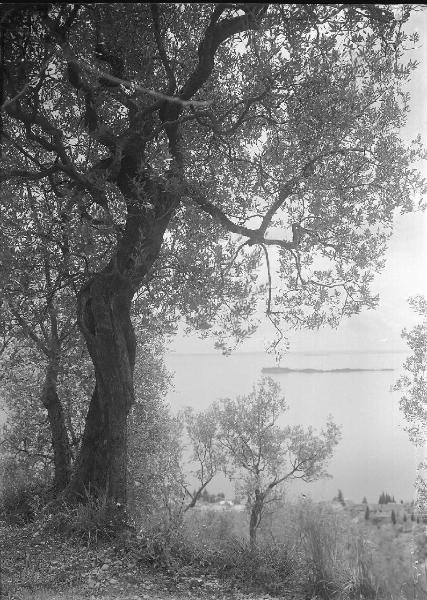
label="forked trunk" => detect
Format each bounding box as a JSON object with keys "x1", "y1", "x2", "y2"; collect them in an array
[{"x1": 41, "y1": 358, "x2": 72, "y2": 493}]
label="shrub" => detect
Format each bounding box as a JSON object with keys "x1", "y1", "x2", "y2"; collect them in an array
[
  {"x1": 0, "y1": 457, "x2": 51, "y2": 523},
  {"x1": 30, "y1": 493, "x2": 136, "y2": 547},
  {"x1": 135, "y1": 507, "x2": 297, "y2": 594},
  {"x1": 215, "y1": 537, "x2": 296, "y2": 594}
]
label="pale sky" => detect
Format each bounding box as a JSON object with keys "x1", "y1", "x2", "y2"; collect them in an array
[{"x1": 171, "y1": 7, "x2": 427, "y2": 355}]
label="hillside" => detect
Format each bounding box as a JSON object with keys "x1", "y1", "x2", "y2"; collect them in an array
[
  {"x1": 2, "y1": 496, "x2": 425, "y2": 600},
  {"x1": 0, "y1": 519, "x2": 303, "y2": 600}
]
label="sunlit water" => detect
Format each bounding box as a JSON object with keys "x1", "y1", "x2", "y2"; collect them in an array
[{"x1": 165, "y1": 350, "x2": 422, "y2": 504}]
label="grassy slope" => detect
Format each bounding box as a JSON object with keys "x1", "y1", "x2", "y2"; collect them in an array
[
  {"x1": 2, "y1": 499, "x2": 426, "y2": 600},
  {"x1": 0, "y1": 520, "x2": 302, "y2": 600}
]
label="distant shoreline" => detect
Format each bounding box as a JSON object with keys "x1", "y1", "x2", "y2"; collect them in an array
[
  {"x1": 166, "y1": 349, "x2": 407, "y2": 357},
  {"x1": 262, "y1": 367, "x2": 395, "y2": 374}
]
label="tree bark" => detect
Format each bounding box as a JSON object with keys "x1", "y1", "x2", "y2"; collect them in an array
[
  {"x1": 65, "y1": 166, "x2": 180, "y2": 505},
  {"x1": 66, "y1": 271, "x2": 136, "y2": 504},
  {"x1": 63, "y1": 385, "x2": 105, "y2": 500},
  {"x1": 41, "y1": 357, "x2": 72, "y2": 493},
  {"x1": 249, "y1": 488, "x2": 265, "y2": 549}
]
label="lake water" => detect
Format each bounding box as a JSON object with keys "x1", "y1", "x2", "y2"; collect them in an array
[
  {"x1": 165, "y1": 350, "x2": 422, "y2": 504},
  {"x1": 0, "y1": 350, "x2": 419, "y2": 505}
]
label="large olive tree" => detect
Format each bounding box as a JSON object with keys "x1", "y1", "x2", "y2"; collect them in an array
[{"x1": 1, "y1": 4, "x2": 425, "y2": 504}]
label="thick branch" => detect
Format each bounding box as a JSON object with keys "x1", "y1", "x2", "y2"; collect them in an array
[
  {"x1": 188, "y1": 187, "x2": 298, "y2": 250},
  {"x1": 0, "y1": 166, "x2": 60, "y2": 182},
  {"x1": 258, "y1": 177, "x2": 299, "y2": 236},
  {"x1": 180, "y1": 5, "x2": 269, "y2": 101}
]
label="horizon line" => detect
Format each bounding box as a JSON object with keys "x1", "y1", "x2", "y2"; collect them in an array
[{"x1": 166, "y1": 348, "x2": 408, "y2": 357}]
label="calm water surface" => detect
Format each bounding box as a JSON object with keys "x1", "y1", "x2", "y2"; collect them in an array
[{"x1": 165, "y1": 351, "x2": 420, "y2": 503}]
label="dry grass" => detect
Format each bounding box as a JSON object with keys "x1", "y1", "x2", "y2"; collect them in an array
[
  {"x1": 180, "y1": 499, "x2": 427, "y2": 599},
  {"x1": 3, "y1": 498, "x2": 427, "y2": 600}
]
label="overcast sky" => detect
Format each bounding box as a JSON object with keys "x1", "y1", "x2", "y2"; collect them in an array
[{"x1": 171, "y1": 7, "x2": 427, "y2": 355}]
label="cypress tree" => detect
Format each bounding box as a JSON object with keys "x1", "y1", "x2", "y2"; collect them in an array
[{"x1": 337, "y1": 489, "x2": 345, "y2": 506}]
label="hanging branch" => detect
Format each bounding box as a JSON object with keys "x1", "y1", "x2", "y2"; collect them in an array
[{"x1": 261, "y1": 243, "x2": 285, "y2": 354}]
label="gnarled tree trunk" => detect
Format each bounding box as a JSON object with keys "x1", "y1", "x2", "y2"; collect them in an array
[
  {"x1": 66, "y1": 272, "x2": 135, "y2": 504},
  {"x1": 65, "y1": 158, "x2": 180, "y2": 505}
]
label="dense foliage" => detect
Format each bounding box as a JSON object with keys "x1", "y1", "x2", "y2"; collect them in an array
[
  {"x1": 394, "y1": 296, "x2": 427, "y2": 445},
  {"x1": 394, "y1": 296, "x2": 427, "y2": 514}
]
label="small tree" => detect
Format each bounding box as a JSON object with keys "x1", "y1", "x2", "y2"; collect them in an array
[
  {"x1": 336, "y1": 489, "x2": 346, "y2": 507},
  {"x1": 362, "y1": 496, "x2": 368, "y2": 504},
  {"x1": 181, "y1": 406, "x2": 226, "y2": 512},
  {"x1": 365, "y1": 505, "x2": 370, "y2": 521},
  {"x1": 215, "y1": 377, "x2": 341, "y2": 547},
  {"x1": 403, "y1": 513, "x2": 407, "y2": 522},
  {"x1": 379, "y1": 492, "x2": 394, "y2": 505},
  {"x1": 391, "y1": 509, "x2": 396, "y2": 525}
]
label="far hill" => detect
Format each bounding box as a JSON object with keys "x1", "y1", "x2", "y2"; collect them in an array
[{"x1": 262, "y1": 367, "x2": 395, "y2": 374}]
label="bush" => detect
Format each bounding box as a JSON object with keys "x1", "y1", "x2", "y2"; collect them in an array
[
  {"x1": 209, "y1": 537, "x2": 296, "y2": 593},
  {"x1": 36, "y1": 496, "x2": 135, "y2": 545},
  {"x1": 134, "y1": 507, "x2": 297, "y2": 594},
  {"x1": 0, "y1": 458, "x2": 51, "y2": 523},
  {"x1": 1, "y1": 480, "x2": 50, "y2": 524}
]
